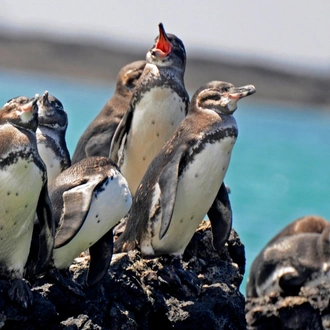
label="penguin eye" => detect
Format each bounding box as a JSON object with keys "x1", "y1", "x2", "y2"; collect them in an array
[
  {"x1": 54, "y1": 101, "x2": 64, "y2": 111},
  {"x1": 221, "y1": 87, "x2": 230, "y2": 93},
  {"x1": 168, "y1": 37, "x2": 186, "y2": 64}
]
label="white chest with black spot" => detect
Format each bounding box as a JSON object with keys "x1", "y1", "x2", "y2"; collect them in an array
[
  {"x1": 142, "y1": 134, "x2": 236, "y2": 257},
  {"x1": 121, "y1": 72, "x2": 186, "y2": 195},
  {"x1": 36, "y1": 129, "x2": 64, "y2": 186},
  {"x1": 0, "y1": 155, "x2": 44, "y2": 274}
]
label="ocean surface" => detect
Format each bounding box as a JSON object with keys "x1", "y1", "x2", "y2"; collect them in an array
[{"x1": 1, "y1": 69, "x2": 330, "y2": 295}]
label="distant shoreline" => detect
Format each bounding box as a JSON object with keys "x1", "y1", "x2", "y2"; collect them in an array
[{"x1": 1, "y1": 33, "x2": 329, "y2": 108}]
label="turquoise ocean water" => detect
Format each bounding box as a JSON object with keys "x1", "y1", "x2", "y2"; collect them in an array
[{"x1": 1, "y1": 69, "x2": 330, "y2": 295}]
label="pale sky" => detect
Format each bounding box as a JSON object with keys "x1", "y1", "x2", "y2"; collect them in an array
[{"x1": 1, "y1": 0, "x2": 329, "y2": 73}]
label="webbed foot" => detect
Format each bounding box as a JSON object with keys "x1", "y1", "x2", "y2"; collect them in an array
[
  {"x1": 48, "y1": 268, "x2": 85, "y2": 297},
  {"x1": 8, "y1": 278, "x2": 33, "y2": 309},
  {"x1": 157, "y1": 256, "x2": 201, "y2": 295}
]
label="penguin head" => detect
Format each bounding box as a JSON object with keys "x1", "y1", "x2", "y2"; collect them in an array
[
  {"x1": 0, "y1": 95, "x2": 39, "y2": 131},
  {"x1": 193, "y1": 81, "x2": 256, "y2": 115},
  {"x1": 3, "y1": 95, "x2": 31, "y2": 107},
  {"x1": 36, "y1": 91, "x2": 68, "y2": 131},
  {"x1": 116, "y1": 60, "x2": 146, "y2": 95},
  {"x1": 147, "y1": 23, "x2": 186, "y2": 71}
]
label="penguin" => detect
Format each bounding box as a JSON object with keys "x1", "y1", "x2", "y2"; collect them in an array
[
  {"x1": 110, "y1": 23, "x2": 189, "y2": 196},
  {"x1": 0, "y1": 96, "x2": 54, "y2": 308},
  {"x1": 71, "y1": 60, "x2": 146, "y2": 164},
  {"x1": 114, "y1": 81, "x2": 256, "y2": 258},
  {"x1": 48, "y1": 156, "x2": 132, "y2": 286},
  {"x1": 246, "y1": 215, "x2": 330, "y2": 297},
  {"x1": 264, "y1": 215, "x2": 329, "y2": 246},
  {"x1": 36, "y1": 91, "x2": 71, "y2": 186}
]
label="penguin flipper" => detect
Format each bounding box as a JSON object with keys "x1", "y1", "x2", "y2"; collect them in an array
[
  {"x1": 85, "y1": 129, "x2": 113, "y2": 158},
  {"x1": 207, "y1": 181, "x2": 233, "y2": 251},
  {"x1": 54, "y1": 175, "x2": 106, "y2": 248},
  {"x1": 158, "y1": 149, "x2": 185, "y2": 240},
  {"x1": 33, "y1": 182, "x2": 55, "y2": 276},
  {"x1": 87, "y1": 229, "x2": 114, "y2": 286},
  {"x1": 109, "y1": 106, "x2": 133, "y2": 165},
  {"x1": 25, "y1": 182, "x2": 55, "y2": 280}
]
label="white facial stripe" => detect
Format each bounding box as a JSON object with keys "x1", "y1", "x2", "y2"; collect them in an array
[
  {"x1": 18, "y1": 109, "x2": 34, "y2": 123},
  {"x1": 37, "y1": 104, "x2": 47, "y2": 116},
  {"x1": 220, "y1": 96, "x2": 238, "y2": 112}
]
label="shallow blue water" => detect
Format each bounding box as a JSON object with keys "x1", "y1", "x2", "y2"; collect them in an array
[{"x1": 1, "y1": 69, "x2": 330, "y2": 295}]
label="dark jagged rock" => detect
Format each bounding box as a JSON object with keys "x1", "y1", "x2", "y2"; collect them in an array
[
  {"x1": 0, "y1": 221, "x2": 246, "y2": 329},
  {"x1": 245, "y1": 283, "x2": 330, "y2": 330}
]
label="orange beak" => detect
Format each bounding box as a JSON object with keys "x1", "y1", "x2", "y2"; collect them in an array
[
  {"x1": 21, "y1": 100, "x2": 34, "y2": 112},
  {"x1": 155, "y1": 23, "x2": 172, "y2": 56},
  {"x1": 20, "y1": 96, "x2": 38, "y2": 112}
]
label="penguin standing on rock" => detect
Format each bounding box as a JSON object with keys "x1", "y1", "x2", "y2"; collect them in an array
[
  {"x1": 48, "y1": 156, "x2": 132, "y2": 288},
  {"x1": 110, "y1": 23, "x2": 189, "y2": 196},
  {"x1": 114, "y1": 81, "x2": 256, "y2": 257},
  {"x1": 25, "y1": 91, "x2": 71, "y2": 285},
  {"x1": 0, "y1": 96, "x2": 54, "y2": 308},
  {"x1": 36, "y1": 91, "x2": 71, "y2": 186},
  {"x1": 72, "y1": 60, "x2": 146, "y2": 164}
]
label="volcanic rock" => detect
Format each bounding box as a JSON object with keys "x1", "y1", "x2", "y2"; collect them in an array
[{"x1": 0, "y1": 220, "x2": 246, "y2": 329}]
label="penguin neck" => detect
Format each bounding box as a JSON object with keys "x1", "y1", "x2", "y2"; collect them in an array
[
  {"x1": 11, "y1": 123, "x2": 38, "y2": 143},
  {"x1": 192, "y1": 108, "x2": 237, "y2": 130},
  {"x1": 11, "y1": 121, "x2": 37, "y2": 134},
  {"x1": 37, "y1": 126, "x2": 64, "y2": 145},
  {"x1": 145, "y1": 62, "x2": 185, "y2": 84}
]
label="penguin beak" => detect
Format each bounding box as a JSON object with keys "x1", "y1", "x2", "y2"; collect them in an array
[
  {"x1": 220, "y1": 85, "x2": 256, "y2": 113},
  {"x1": 153, "y1": 23, "x2": 172, "y2": 58},
  {"x1": 20, "y1": 95, "x2": 39, "y2": 112},
  {"x1": 41, "y1": 91, "x2": 50, "y2": 105},
  {"x1": 228, "y1": 85, "x2": 256, "y2": 100}
]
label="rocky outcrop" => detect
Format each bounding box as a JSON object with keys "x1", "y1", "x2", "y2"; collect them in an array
[
  {"x1": 0, "y1": 221, "x2": 246, "y2": 329},
  {"x1": 246, "y1": 283, "x2": 330, "y2": 330}
]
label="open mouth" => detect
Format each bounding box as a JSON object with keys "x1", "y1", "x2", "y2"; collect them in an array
[{"x1": 153, "y1": 23, "x2": 172, "y2": 58}]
